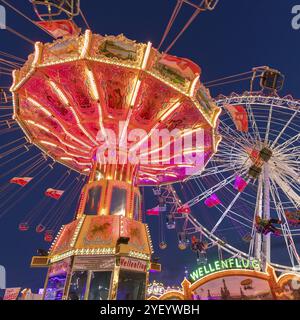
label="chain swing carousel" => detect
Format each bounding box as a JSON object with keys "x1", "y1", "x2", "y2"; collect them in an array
[
  {"x1": 5, "y1": 1, "x2": 221, "y2": 300},
  {"x1": 5, "y1": 0, "x2": 300, "y2": 301}
]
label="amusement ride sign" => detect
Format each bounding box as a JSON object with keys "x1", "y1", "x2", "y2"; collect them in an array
[
  {"x1": 120, "y1": 257, "x2": 148, "y2": 273},
  {"x1": 189, "y1": 258, "x2": 261, "y2": 282}
]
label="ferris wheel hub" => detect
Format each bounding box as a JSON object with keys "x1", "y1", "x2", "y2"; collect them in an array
[{"x1": 247, "y1": 146, "x2": 273, "y2": 179}]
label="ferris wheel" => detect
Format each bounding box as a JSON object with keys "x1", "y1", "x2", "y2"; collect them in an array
[{"x1": 154, "y1": 68, "x2": 300, "y2": 273}]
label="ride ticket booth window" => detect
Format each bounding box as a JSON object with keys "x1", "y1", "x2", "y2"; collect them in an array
[
  {"x1": 116, "y1": 270, "x2": 146, "y2": 300},
  {"x1": 84, "y1": 186, "x2": 102, "y2": 215},
  {"x1": 88, "y1": 271, "x2": 112, "y2": 300},
  {"x1": 68, "y1": 271, "x2": 88, "y2": 300},
  {"x1": 110, "y1": 187, "x2": 127, "y2": 216}
]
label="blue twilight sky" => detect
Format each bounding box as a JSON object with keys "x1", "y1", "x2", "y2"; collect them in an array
[{"x1": 0, "y1": 0, "x2": 300, "y2": 291}]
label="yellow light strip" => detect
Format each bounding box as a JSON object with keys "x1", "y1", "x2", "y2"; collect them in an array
[
  {"x1": 96, "y1": 102, "x2": 107, "y2": 141},
  {"x1": 148, "y1": 147, "x2": 205, "y2": 164},
  {"x1": 85, "y1": 68, "x2": 107, "y2": 141},
  {"x1": 165, "y1": 173, "x2": 178, "y2": 178},
  {"x1": 60, "y1": 157, "x2": 73, "y2": 161},
  {"x1": 27, "y1": 97, "x2": 52, "y2": 116},
  {"x1": 119, "y1": 76, "x2": 142, "y2": 147},
  {"x1": 129, "y1": 123, "x2": 160, "y2": 153},
  {"x1": 139, "y1": 127, "x2": 204, "y2": 158},
  {"x1": 60, "y1": 157, "x2": 91, "y2": 166},
  {"x1": 27, "y1": 96, "x2": 91, "y2": 150},
  {"x1": 49, "y1": 81, "x2": 69, "y2": 105},
  {"x1": 143, "y1": 177, "x2": 158, "y2": 183},
  {"x1": 189, "y1": 75, "x2": 199, "y2": 97},
  {"x1": 140, "y1": 164, "x2": 194, "y2": 171},
  {"x1": 27, "y1": 120, "x2": 50, "y2": 132},
  {"x1": 26, "y1": 120, "x2": 88, "y2": 152},
  {"x1": 10, "y1": 42, "x2": 42, "y2": 92},
  {"x1": 49, "y1": 80, "x2": 98, "y2": 145},
  {"x1": 139, "y1": 172, "x2": 157, "y2": 178},
  {"x1": 141, "y1": 42, "x2": 152, "y2": 70},
  {"x1": 10, "y1": 70, "x2": 18, "y2": 93},
  {"x1": 40, "y1": 140, "x2": 90, "y2": 159},
  {"x1": 119, "y1": 109, "x2": 132, "y2": 147},
  {"x1": 212, "y1": 106, "x2": 222, "y2": 129},
  {"x1": 177, "y1": 164, "x2": 195, "y2": 168},
  {"x1": 32, "y1": 42, "x2": 42, "y2": 66},
  {"x1": 39, "y1": 140, "x2": 56, "y2": 147},
  {"x1": 160, "y1": 101, "x2": 181, "y2": 121},
  {"x1": 130, "y1": 101, "x2": 181, "y2": 153},
  {"x1": 80, "y1": 30, "x2": 92, "y2": 59},
  {"x1": 130, "y1": 79, "x2": 141, "y2": 107},
  {"x1": 86, "y1": 68, "x2": 99, "y2": 101},
  {"x1": 50, "y1": 247, "x2": 117, "y2": 263}
]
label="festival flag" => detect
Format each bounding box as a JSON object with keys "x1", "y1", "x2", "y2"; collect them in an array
[
  {"x1": 158, "y1": 54, "x2": 201, "y2": 80},
  {"x1": 36, "y1": 20, "x2": 80, "y2": 39},
  {"x1": 146, "y1": 206, "x2": 160, "y2": 216},
  {"x1": 3, "y1": 288, "x2": 21, "y2": 300},
  {"x1": 10, "y1": 177, "x2": 33, "y2": 187},
  {"x1": 224, "y1": 104, "x2": 249, "y2": 132},
  {"x1": 204, "y1": 194, "x2": 221, "y2": 208},
  {"x1": 234, "y1": 176, "x2": 248, "y2": 192},
  {"x1": 45, "y1": 188, "x2": 64, "y2": 200}
]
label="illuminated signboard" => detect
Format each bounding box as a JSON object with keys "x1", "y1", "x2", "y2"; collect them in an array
[
  {"x1": 120, "y1": 257, "x2": 148, "y2": 273},
  {"x1": 189, "y1": 258, "x2": 261, "y2": 282},
  {"x1": 147, "y1": 281, "x2": 165, "y2": 297}
]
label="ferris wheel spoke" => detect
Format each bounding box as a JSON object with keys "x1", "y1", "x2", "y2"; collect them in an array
[
  {"x1": 210, "y1": 183, "x2": 249, "y2": 235},
  {"x1": 269, "y1": 181, "x2": 300, "y2": 266},
  {"x1": 274, "y1": 133, "x2": 300, "y2": 155},
  {"x1": 245, "y1": 102, "x2": 262, "y2": 144},
  {"x1": 278, "y1": 167, "x2": 300, "y2": 190},
  {"x1": 278, "y1": 173, "x2": 300, "y2": 197},
  {"x1": 271, "y1": 171, "x2": 300, "y2": 207},
  {"x1": 264, "y1": 103, "x2": 273, "y2": 144},
  {"x1": 199, "y1": 163, "x2": 241, "y2": 179},
  {"x1": 272, "y1": 158, "x2": 300, "y2": 182},
  {"x1": 218, "y1": 204, "x2": 253, "y2": 225},
  {"x1": 220, "y1": 119, "x2": 250, "y2": 142},
  {"x1": 275, "y1": 144, "x2": 300, "y2": 157},
  {"x1": 219, "y1": 124, "x2": 252, "y2": 149},
  {"x1": 186, "y1": 171, "x2": 245, "y2": 207},
  {"x1": 271, "y1": 108, "x2": 299, "y2": 148},
  {"x1": 217, "y1": 142, "x2": 246, "y2": 157}
]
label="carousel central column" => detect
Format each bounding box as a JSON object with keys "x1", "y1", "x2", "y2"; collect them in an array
[{"x1": 32, "y1": 160, "x2": 154, "y2": 300}]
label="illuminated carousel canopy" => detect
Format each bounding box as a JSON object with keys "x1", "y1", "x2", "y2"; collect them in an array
[{"x1": 11, "y1": 30, "x2": 221, "y2": 185}]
